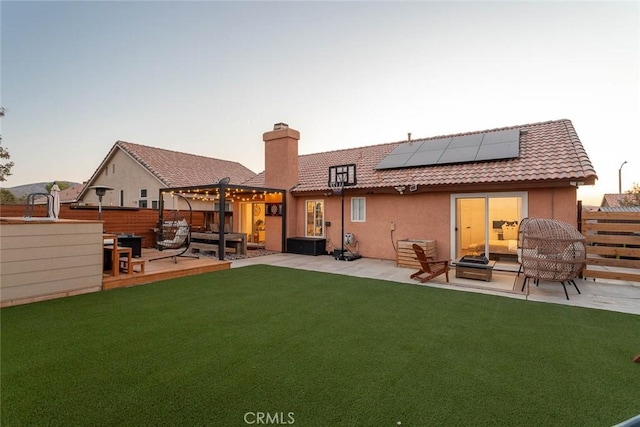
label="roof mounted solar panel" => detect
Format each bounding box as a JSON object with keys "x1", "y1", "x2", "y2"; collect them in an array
[
  {"x1": 438, "y1": 146, "x2": 481, "y2": 164},
  {"x1": 448, "y1": 133, "x2": 484, "y2": 148},
  {"x1": 476, "y1": 140, "x2": 520, "y2": 161},
  {"x1": 375, "y1": 128, "x2": 520, "y2": 170}
]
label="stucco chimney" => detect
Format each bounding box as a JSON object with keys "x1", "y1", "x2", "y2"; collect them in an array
[
  {"x1": 263, "y1": 123, "x2": 300, "y2": 250},
  {"x1": 263, "y1": 123, "x2": 300, "y2": 189}
]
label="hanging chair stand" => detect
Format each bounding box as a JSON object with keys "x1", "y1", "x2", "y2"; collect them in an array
[{"x1": 150, "y1": 193, "x2": 199, "y2": 263}]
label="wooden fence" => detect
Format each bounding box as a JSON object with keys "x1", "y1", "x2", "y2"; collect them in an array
[
  {"x1": 0, "y1": 204, "x2": 207, "y2": 248},
  {"x1": 581, "y1": 210, "x2": 640, "y2": 282}
]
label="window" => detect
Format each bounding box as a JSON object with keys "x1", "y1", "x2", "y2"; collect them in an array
[
  {"x1": 112, "y1": 164, "x2": 116, "y2": 174},
  {"x1": 351, "y1": 197, "x2": 366, "y2": 222},
  {"x1": 151, "y1": 200, "x2": 159, "y2": 210},
  {"x1": 306, "y1": 200, "x2": 324, "y2": 237},
  {"x1": 139, "y1": 200, "x2": 148, "y2": 208},
  {"x1": 140, "y1": 189, "x2": 147, "y2": 198}
]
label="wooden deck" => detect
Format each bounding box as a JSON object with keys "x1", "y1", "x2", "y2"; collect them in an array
[{"x1": 102, "y1": 248, "x2": 231, "y2": 290}]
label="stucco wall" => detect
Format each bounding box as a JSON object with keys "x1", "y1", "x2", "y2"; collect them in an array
[
  {"x1": 292, "y1": 186, "x2": 578, "y2": 261},
  {"x1": 293, "y1": 192, "x2": 452, "y2": 261},
  {"x1": 527, "y1": 187, "x2": 578, "y2": 227},
  {"x1": 82, "y1": 149, "x2": 164, "y2": 208}
]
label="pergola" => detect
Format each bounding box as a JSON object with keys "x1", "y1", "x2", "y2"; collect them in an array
[{"x1": 157, "y1": 182, "x2": 287, "y2": 260}]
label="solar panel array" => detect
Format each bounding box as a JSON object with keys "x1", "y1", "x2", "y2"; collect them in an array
[{"x1": 375, "y1": 128, "x2": 521, "y2": 170}]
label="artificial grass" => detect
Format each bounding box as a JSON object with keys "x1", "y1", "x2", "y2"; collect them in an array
[{"x1": 2, "y1": 265, "x2": 639, "y2": 426}]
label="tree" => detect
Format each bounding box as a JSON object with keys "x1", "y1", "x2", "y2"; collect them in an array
[
  {"x1": 620, "y1": 183, "x2": 640, "y2": 207},
  {"x1": 0, "y1": 188, "x2": 17, "y2": 204},
  {"x1": 0, "y1": 107, "x2": 13, "y2": 182},
  {"x1": 0, "y1": 145, "x2": 15, "y2": 182}
]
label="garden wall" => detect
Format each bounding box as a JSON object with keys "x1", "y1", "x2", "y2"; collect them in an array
[{"x1": 0, "y1": 218, "x2": 104, "y2": 307}]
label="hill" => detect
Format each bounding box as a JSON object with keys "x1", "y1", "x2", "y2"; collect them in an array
[{"x1": 1, "y1": 182, "x2": 80, "y2": 198}]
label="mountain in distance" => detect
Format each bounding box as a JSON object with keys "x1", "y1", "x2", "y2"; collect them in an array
[{"x1": 2, "y1": 181, "x2": 80, "y2": 198}]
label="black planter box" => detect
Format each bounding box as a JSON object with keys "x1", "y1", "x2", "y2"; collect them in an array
[{"x1": 287, "y1": 237, "x2": 326, "y2": 256}]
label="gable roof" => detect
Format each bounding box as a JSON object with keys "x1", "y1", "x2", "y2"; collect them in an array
[
  {"x1": 32, "y1": 182, "x2": 86, "y2": 204},
  {"x1": 116, "y1": 141, "x2": 256, "y2": 187},
  {"x1": 57, "y1": 183, "x2": 86, "y2": 203},
  {"x1": 81, "y1": 141, "x2": 257, "y2": 197},
  {"x1": 244, "y1": 119, "x2": 597, "y2": 192},
  {"x1": 601, "y1": 193, "x2": 627, "y2": 207}
]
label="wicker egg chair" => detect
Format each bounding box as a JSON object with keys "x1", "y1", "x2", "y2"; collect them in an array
[
  {"x1": 150, "y1": 194, "x2": 198, "y2": 263},
  {"x1": 518, "y1": 217, "x2": 586, "y2": 300}
]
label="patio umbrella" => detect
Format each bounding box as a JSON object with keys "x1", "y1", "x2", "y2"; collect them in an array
[{"x1": 49, "y1": 182, "x2": 60, "y2": 219}]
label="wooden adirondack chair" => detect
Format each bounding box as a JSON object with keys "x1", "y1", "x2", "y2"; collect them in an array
[{"x1": 410, "y1": 244, "x2": 450, "y2": 283}]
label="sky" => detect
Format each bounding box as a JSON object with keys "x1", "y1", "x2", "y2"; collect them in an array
[{"x1": 1, "y1": 1, "x2": 638, "y2": 205}]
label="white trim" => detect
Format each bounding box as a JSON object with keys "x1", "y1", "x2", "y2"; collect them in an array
[
  {"x1": 305, "y1": 200, "x2": 325, "y2": 238},
  {"x1": 450, "y1": 191, "x2": 528, "y2": 261},
  {"x1": 350, "y1": 197, "x2": 366, "y2": 222}
]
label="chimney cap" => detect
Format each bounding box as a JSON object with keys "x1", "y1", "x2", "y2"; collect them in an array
[{"x1": 273, "y1": 122, "x2": 289, "y2": 130}]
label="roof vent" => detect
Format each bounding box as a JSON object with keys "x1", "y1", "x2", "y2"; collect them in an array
[{"x1": 274, "y1": 122, "x2": 289, "y2": 130}]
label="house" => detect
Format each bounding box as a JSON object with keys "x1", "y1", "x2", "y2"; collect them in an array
[
  {"x1": 57, "y1": 182, "x2": 86, "y2": 204},
  {"x1": 78, "y1": 141, "x2": 257, "y2": 210},
  {"x1": 33, "y1": 182, "x2": 85, "y2": 205},
  {"x1": 89, "y1": 119, "x2": 596, "y2": 263},
  {"x1": 239, "y1": 119, "x2": 597, "y2": 262},
  {"x1": 601, "y1": 194, "x2": 627, "y2": 208}
]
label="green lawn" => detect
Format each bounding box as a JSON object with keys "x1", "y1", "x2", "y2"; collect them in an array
[{"x1": 2, "y1": 265, "x2": 639, "y2": 426}]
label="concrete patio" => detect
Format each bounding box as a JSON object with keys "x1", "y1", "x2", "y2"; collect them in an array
[{"x1": 231, "y1": 253, "x2": 640, "y2": 316}]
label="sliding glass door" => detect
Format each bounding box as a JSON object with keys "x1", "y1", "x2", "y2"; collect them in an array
[
  {"x1": 453, "y1": 192, "x2": 526, "y2": 261},
  {"x1": 456, "y1": 197, "x2": 486, "y2": 258}
]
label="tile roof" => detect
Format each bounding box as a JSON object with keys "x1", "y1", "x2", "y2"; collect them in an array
[
  {"x1": 58, "y1": 183, "x2": 85, "y2": 203},
  {"x1": 601, "y1": 193, "x2": 627, "y2": 207},
  {"x1": 244, "y1": 119, "x2": 598, "y2": 192},
  {"x1": 32, "y1": 182, "x2": 85, "y2": 204},
  {"x1": 116, "y1": 141, "x2": 257, "y2": 187}
]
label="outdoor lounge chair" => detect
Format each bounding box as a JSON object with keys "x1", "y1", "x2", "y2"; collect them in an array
[
  {"x1": 410, "y1": 244, "x2": 450, "y2": 283},
  {"x1": 517, "y1": 218, "x2": 585, "y2": 300}
]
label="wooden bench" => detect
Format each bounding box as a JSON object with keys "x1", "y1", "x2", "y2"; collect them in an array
[
  {"x1": 119, "y1": 257, "x2": 146, "y2": 274},
  {"x1": 191, "y1": 232, "x2": 247, "y2": 255},
  {"x1": 190, "y1": 241, "x2": 237, "y2": 256}
]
